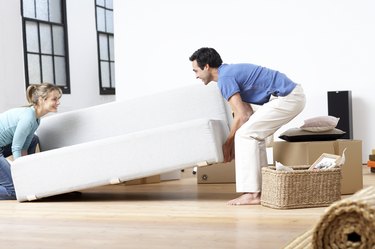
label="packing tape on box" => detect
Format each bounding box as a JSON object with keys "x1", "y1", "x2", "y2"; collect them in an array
[
  {"x1": 109, "y1": 178, "x2": 121, "y2": 184},
  {"x1": 196, "y1": 161, "x2": 209, "y2": 166},
  {"x1": 26, "y1": 195, "x2": 38, "y2": 201}
]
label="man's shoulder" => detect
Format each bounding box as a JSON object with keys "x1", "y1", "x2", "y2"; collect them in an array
[{"x1": 221, "y1": 63, "x2": 260, "y2": 71}]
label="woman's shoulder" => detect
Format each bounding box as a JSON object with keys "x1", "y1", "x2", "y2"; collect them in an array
[{"x1": 17, "y1": 106, "x2": 36, "y2": 119}]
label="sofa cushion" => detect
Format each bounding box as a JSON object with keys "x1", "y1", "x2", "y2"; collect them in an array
[{"x1": 37, "y1": 84, "x2": 232, "y2": 151}]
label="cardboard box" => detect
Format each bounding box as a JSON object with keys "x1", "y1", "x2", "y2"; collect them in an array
[
  {"x1": 197, "y1": 160, "x2": 235, "y2": 184},
  {"x1": 124, "y1": 175, "x2": 161, "y2": 185},
  {"x1": 273, "y1": 139, "x2": 363, "y2": 194},
  {"x1": 125, "y1": 170, "x2": 181, "y2": 185}
]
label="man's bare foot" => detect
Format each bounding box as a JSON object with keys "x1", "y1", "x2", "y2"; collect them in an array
[{"x1": 227, "y1": 192, "x2": 261, "y2": 205}]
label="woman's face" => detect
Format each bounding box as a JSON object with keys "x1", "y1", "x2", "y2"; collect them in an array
[{"x1": 41, "y1": 90, "x2": 61, "y2": 113}]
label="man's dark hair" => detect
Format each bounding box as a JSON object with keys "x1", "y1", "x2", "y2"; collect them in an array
[{"x1": 189, "y1": 47, "x2": 223, "y2": 70}]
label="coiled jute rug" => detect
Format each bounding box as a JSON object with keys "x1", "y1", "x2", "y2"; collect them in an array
[{"x1": 284, "y1": 186, "x2": 375, "y2": 249}]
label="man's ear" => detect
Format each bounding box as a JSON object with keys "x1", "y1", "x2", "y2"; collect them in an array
[{"x1": 204, "y1": 64, "x2": 210, "y2": 70}]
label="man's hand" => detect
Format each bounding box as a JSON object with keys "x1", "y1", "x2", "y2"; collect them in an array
[
  {"x1": 223, "y1": 140, "x2": 235, "y2": 162},
  {"x1": 222, "y1": 93, "x2": 253, "y2": 163}
]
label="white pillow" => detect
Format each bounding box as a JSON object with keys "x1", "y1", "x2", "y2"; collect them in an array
[{"x1": 300, "y1": 116, "x2": 340, "y2": 132}]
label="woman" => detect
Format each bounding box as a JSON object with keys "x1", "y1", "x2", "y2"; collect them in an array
[{"x1": 0, "y1": 83, "x2": 62, "y2": 200}]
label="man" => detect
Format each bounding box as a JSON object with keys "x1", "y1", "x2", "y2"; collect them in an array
[{"x1": 189, "y1": 47, "x2": 305, "y2": 205}]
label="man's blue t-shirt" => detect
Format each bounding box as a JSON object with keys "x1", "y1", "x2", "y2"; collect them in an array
[{"x1": 217, "y1": 63, "x2": 297, "y2": 105}]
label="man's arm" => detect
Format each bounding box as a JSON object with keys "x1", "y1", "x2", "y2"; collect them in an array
[{"x1": 223, "y1": 93, "x2": 253, "y2": 162}]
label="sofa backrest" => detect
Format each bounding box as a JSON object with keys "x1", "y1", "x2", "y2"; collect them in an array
[{"x1": 37, "y1": 83, "x2": 232, "y2": 151}]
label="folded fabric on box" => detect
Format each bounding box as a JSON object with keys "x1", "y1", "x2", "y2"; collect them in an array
[{"x1": 367, "y1": 160, "x2": 375, "y2": 167}]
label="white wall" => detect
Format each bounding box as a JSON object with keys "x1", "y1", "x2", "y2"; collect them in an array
[
  {"x1": 0, "y1": 1, "x2": 28, "y2": 110},
  {"x1": 114, "y1": 0, "x2": 375, "y2": 162},
  {"x1": 0, "y1": 0, "x2": 115, "y2": 114}
]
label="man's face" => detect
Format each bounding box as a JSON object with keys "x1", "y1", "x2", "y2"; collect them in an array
[{"x1": 192, "y1": 60, "x2": 211, "y2": 85}]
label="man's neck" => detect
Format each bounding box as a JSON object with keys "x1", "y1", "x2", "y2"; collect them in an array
[{"x1": 211, "y1": 68, "x2": 219, "y2": 82}]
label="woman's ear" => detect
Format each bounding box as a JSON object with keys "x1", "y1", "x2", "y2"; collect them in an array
[{"x1": 37, "y1": 96, "x2": 44, "y2": 105}]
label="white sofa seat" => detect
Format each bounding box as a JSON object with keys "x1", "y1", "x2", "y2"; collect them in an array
[{"x1": 11, "y1": 84, "x2": 232, "y2": 202}]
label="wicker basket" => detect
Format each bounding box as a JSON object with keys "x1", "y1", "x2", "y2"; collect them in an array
[{"x1": 261, "y1": 166, "x2": 341, "y2": 209}]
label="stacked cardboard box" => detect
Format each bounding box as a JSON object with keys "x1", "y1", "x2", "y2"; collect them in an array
[{"x1": 367, "y1": 149, "x2": 375, "y2": 173}]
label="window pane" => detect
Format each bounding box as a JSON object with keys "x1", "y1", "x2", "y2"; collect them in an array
[
  {"x1": 109, "y1": 35, "x2": 115, "y2": 61},
  {"x1": 100, "y1": 62, "x2": 110, "y2": 87},
  {"x1": 110, "y1": 62, "x2": 115, "y2": 87},
  {"x1": 96, "y1": 7, "x2": 105, "y2": 32},
  {"x1": 106, "y1": 0, "x2": 113, "y2": 9},
  {"x1": 23, "y1": 0, "x2": 36, "y2": 18},
  {"x1": 40, "y1": 23, "x2": 52, "y2": 54},
  {"x1": 28, "y1": 54, "x2": 41, "y2": 84},
  {"x1": 55, "y1": 56, "x2": 66, "y2": 86},
  {"x1": 96, "y1": 0, "x2": 105, "y2": 7},
  {"x1": 26, "y1": 21, "x2": 40, "y2": 53},
  {"x1": 99, "y1": 34, "x2": 108, "y2": 60},
  {"x1": 36, "y1": 0, "x2": 49, "y2": 21},
  {"x1": 53, "y1": 25, "x2": 65, "y2": 55},
  {"x1": 49, "y1": 0, "x2": 62, "y2": 23},
  {"x1": 106, "y1": 10, "x2": 113, "y2": 33},
  {"x1": 41, "y1": 55, "x2": 54, "y2": 83}
]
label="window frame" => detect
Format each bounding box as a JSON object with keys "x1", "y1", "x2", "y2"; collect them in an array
[
  {"x1": 95, "y1": 0, "x2": 115, "y2": 95},
  {"x1": 21, "y1": 0, "x2": 71, "y2": 94}
]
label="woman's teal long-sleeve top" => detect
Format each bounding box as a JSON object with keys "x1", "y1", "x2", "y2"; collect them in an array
[{"x1": 0, "y1": 107, "x2": 39, "y2": 159}]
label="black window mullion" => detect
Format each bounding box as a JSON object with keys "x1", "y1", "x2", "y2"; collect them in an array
[
  {"x1": 50, "y1": 24, "x2": 56, "y2": 85},
  {"x1": 103, "y1": 6, "x2": 107, "y2": 33},
  {"x1": 47, "y1": 0, "x2": 51, "y2": 21},
  {"x1": 36, "y1": 22, "x2": 43, "y2": 83},
  {"x1": 33, "y1": 0, "x2": 37, "y2": 18},
  {"x1": 106, "y1": 34, "x2": 111, "y2": 88}
]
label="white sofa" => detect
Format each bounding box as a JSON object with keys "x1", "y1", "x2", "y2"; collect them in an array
[{"x1": 11, "y1": 84, "x2": 232, "y2": 202}]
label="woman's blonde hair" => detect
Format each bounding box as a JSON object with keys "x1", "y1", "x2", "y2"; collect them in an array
[{"x1": 26, "y1": 83, "x2": 62, "y2": 106}]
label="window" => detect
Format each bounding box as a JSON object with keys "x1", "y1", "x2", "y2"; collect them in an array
[
  {"x1": 21, "y1": 0, "x2": 70, "y2": 94},
  {"x1": 96, "y1": 0, "x2": 115, "y2": 95}
]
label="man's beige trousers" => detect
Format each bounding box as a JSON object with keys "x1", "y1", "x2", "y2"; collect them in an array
[{"x1": 235, "y1": 84, "x2": 306, "y2": 193}]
